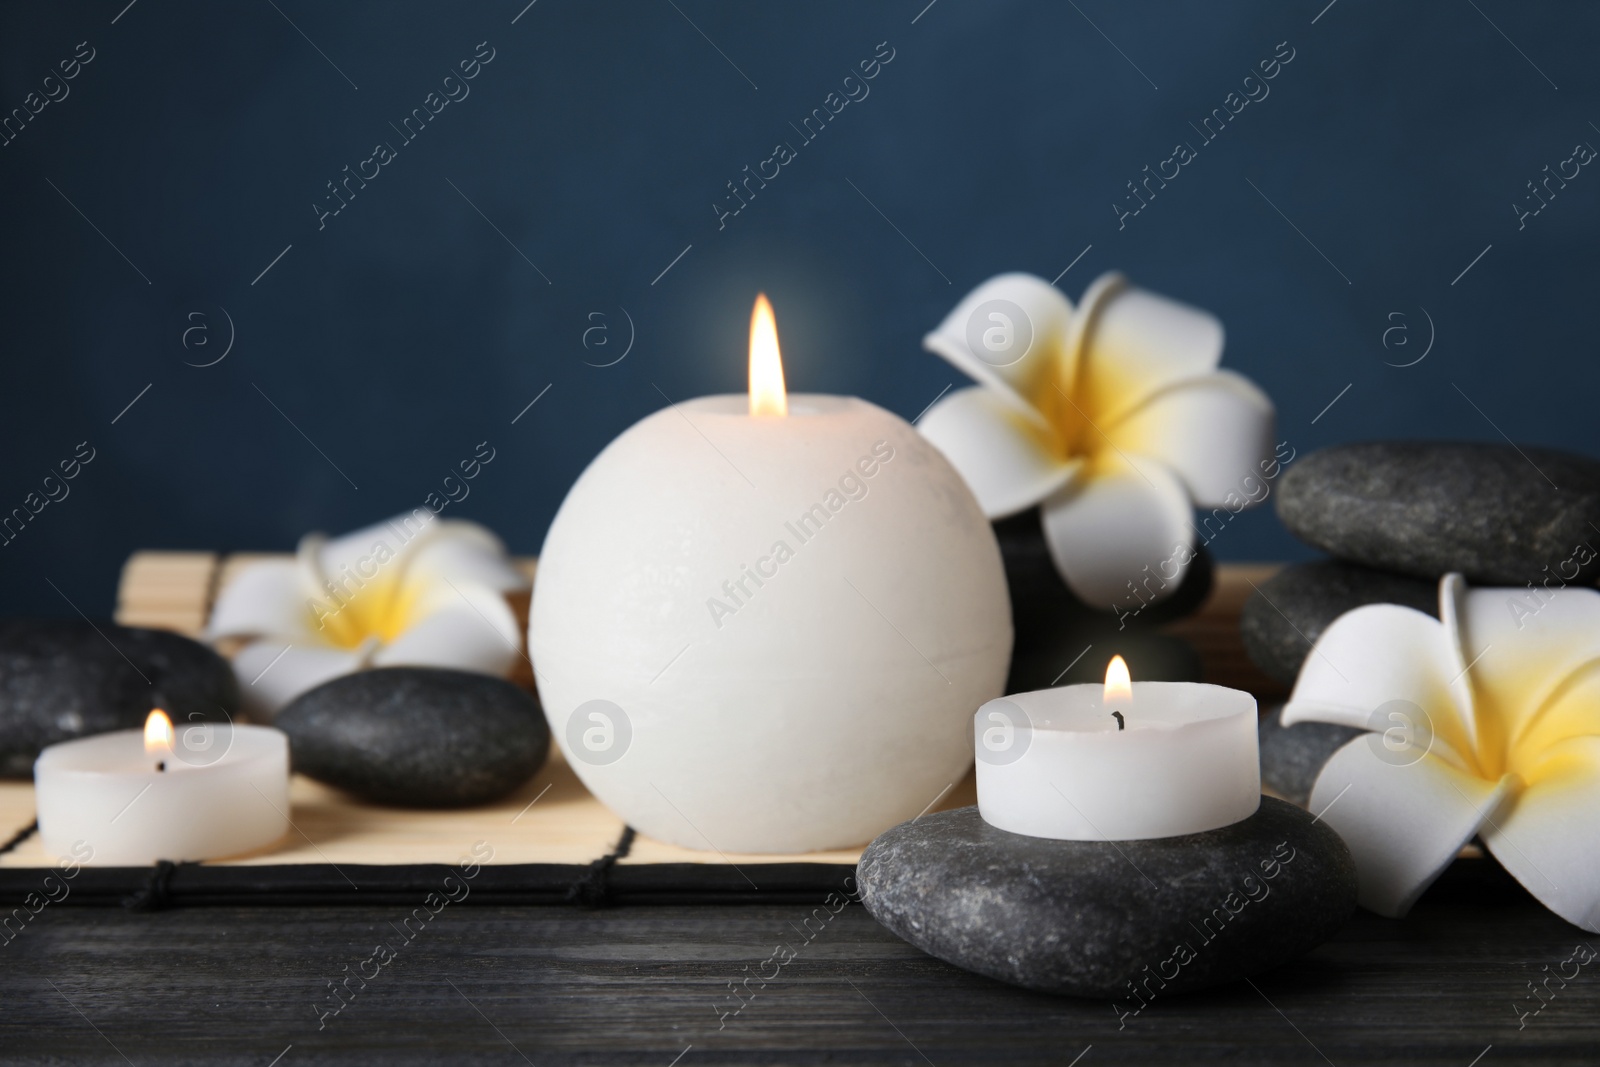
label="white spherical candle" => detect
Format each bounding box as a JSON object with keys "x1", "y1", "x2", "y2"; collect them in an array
[
  {"x1": 531, "y1": 299, "x2": 1012, "y2": 853},
  {"x1": 976, "y1": 661, "x2": 1259, "y2": 841},
  {"x1": 34, "y1": 711, "x2": 290, "y2": 866}
]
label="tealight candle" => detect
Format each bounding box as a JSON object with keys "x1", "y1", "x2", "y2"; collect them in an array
[
  {"x1": 976, "y1": 656, "x2": 1259, "y2": 841},
  {"x1": 531, "y1": 295, "x2": 1013, "y2": 853},
  {"x1": 34, "y1": 709, "x2": 290, "y2": 866}
]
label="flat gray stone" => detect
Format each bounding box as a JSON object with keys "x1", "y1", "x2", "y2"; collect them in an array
[
  {"x1": 1258, "y1": 704, "x2": 1363, "y2": 808},
  {"x1": 858, "y1": 799, "x2": 1355, "y2": 999},
  {"x1": 1277, "y1": 442, "x2": 1600, "y2": 584},
  {"x1": 0, "y1": 620, "x2": 238, "y2": 778},
  {"x1": 1241, "y1": 559, "x2": 1437, "y2": 686},
  {"x1": 277, "y1": 667, "x2": 548, "y2": 807}
]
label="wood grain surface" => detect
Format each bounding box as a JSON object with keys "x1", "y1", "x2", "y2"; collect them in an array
[{"x1": 1, "y1": 866, "x2": 1594, "y2": 1065}]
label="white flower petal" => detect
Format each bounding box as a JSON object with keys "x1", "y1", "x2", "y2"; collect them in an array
[
  {"x1": 1106, "y1": 370, "x2": 1275, "y2": 508},
  {"x1": 917, "y1": 386, "x2": 1080, "y2": 518},
  {"x1": 1309, "y1": 740, "x2": 1514, "y2": 917},
  {"x1": 1061, "y1": 270, "x2": 1126, "y2": 371},
  {"x1": 313, "y1": 512, "x2": 441, "y2": 577},
  {"x1": 1482, "y1": 737, "x2": 1600, "y2": 932},
  {"x1": 1457, "y1": 580, "x2": 1600, "y2": 739},
  {"x1": 1073, "y1": 273, "x2": 1225, "y2": 425},
  {"x1": 1039, "y1": 453, "x2": 1193, "y2": 607},
  {"x1": 1433, "y1": 573, "x2": 1484, "y2": 754},
  {"x1": 233, "y1": 639, "x2": 372, "y2": 718},
  {"x1": 207, "y1": 560, "x2": 318, "y2": 640},
  {"x1": 1282, "y1": 603, "x2": 1472, "y2": 751},
  {"x1": 922, "y1": 272, "x2": 1074, "y2": 416},
  {"x1": 372, "y1": 581, "x2": 521, "y2": 676},
  {"x1": 404, "y1": 522, "x2": 529, "y2": 592}
]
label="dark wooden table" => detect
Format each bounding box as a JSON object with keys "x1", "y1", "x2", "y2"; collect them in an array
[{"x1": 3, "y1": 869, "x2": 1598, "y2": 1067}]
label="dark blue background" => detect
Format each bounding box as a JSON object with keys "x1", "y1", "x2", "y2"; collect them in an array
[{"x1": 2, "y1": 0, "x2": 1596, "y2": 617}]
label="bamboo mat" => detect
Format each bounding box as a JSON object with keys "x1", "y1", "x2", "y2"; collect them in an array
[
  {"x1": 0, "y1": 551, "x2": 1273, "y2": 873},
  {"x1": 0, "y1": 746, "x2": 961, "y2": 871}
]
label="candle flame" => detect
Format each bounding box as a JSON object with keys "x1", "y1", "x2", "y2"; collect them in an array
[
  {"x1": 748, "y1": 293, "x2": 788, "y2": 417},
  {"x1": 1103, "y1": 655, "x2": 1132, "y2": 707},
  {"x1": 144, "y1": 709, "x2": 174, "y2": 754}
]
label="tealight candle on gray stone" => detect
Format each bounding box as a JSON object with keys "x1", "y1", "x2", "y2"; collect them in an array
[
  {"x1": 859, "y1": 655, "x2": 1357, "y2": 998},
  {"x1": 977, "y1": 656, "x2": 1259, "y2": 840}
]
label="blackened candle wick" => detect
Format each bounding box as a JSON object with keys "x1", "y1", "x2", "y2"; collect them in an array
[
  {"x1": 1111, "y1": 711, "x2": 1125, "y2": 731},
  {"x1": 156, "y1": 761, "x2": 167, "y2": 772}
]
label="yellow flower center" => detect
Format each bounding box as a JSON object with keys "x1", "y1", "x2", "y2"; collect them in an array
[
  {"x1": 1492, "y1": 658, "x2": 1600, "y2": 785},
  {"x1": 1031, "y1": 338, "x2": 1146, "y2": 464},
  {"x1": 307, "y1": 570, "x2": 422, "y2": 650}
]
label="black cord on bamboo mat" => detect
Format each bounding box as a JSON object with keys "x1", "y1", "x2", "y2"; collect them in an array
[
  {"x1": 0, "y1": 819, "x2": 37, "y2": 857},
  {"x1": 564, "y1": 825, "x2": 637, "y2": 908},
  {"x1": 123, "y1": 860, "x2": 183, "y2": 912}
]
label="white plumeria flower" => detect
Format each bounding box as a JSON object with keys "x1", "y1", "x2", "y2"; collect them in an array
[
  {"x1": 1283, "y1": 573, "x2": 1600, "y2": 930},
  {"x1": 918, "y1": 272, "x2": 1275, "y2": 606},
  {"x1": 208, "y1": 513, "x2": 528, "y2": 716}
]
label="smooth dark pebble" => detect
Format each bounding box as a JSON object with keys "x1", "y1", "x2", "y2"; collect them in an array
[
  {"x1": 1240, "y1": 558, "x2": 1438, "y2": 686},
  {"x1": 0, "y1": 620, "x2": 237, "y2": 777},
  {"x1": 276, "y1": 667, "x2": 548, "y2": 808},
  {"x1": 1276, "y1": 441, "x2": 1600, "y2": 584},
  {"x1": 858, "y1": 799, "x2": 1356, "y2": 998}
]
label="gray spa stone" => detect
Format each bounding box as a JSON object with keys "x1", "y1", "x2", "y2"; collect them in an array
[
  {"x1": 857, "y1": 799, "x2": 1355, "y2": 998},
  {"x1": 0, "y1": 620, "x2": 239, "y2": 778},
  {"x1": 1240, "y1": 559, "x2": 1438, "y2": 686},
  {"x1": 1276, "y1": 442, "x2": 1600, "y2": 584},
  {"x1": 1258, "y1": 704, "x2": 1363, "y2": 808},
  {"x1": 277, "y1": 667, "x2": 548, "y2": 807}
]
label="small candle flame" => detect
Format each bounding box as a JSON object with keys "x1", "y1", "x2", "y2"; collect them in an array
[
  {"x1": 748, "y1": 293, "x2": 788, "y2": 417},
  {"x1": 144, "y1": 708, "x2": 174, "y2": 754},
  {"x1": 1103, "y1": 655, "x2": 1132, "y2": 707}
]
